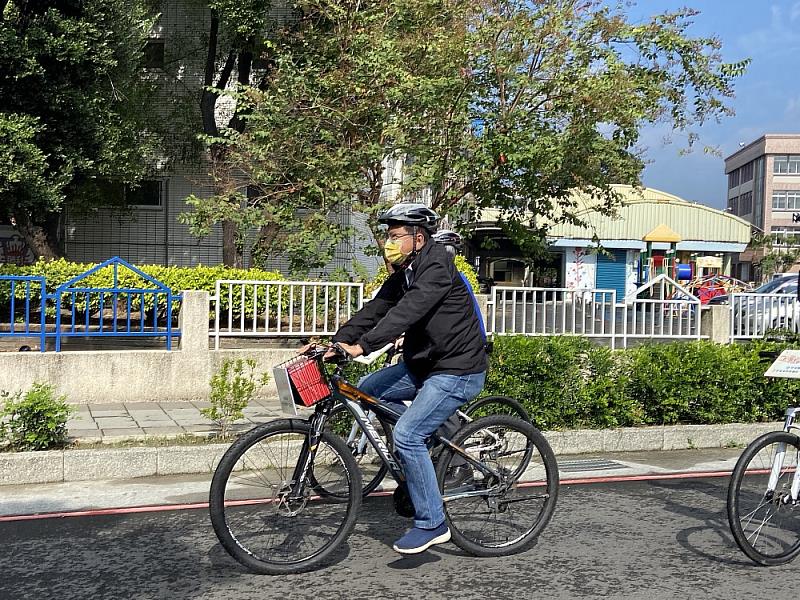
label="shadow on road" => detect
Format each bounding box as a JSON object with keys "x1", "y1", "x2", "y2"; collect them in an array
[{"x1": 645, "y1": 478, "x2": 756, "y2": 567}]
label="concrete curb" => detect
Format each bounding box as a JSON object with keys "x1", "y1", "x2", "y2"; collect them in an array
[{"x1": 0, "y1": 421, "x2": 784, "y2": 486}]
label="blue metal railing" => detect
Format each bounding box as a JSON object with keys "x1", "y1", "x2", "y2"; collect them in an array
[
  {"x1": 0, "y1": 257, "x2": 181, "y2": 351},
  {"x1": 0, "y1": 275, "x2": 47, "y2": 351}
]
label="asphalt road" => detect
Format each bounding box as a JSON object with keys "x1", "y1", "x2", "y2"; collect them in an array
[{"x1": 0, "y1": 475, "x2": 787, "y2": 600}]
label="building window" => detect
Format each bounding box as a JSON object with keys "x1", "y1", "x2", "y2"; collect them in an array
[
  {"x1": 740, "y1": 161, "x2": 754, "y2": 183},
  {"x1": 774, "y1": 155, "x2": 800, "y2": 175},
  {"x1": 728, "y1": 169, "x2": 740, "y2": 189},
  {"x1": 728, "y1": 196, "x2": 739, "y2": 215},
  {"x1": 739, "y1": 191, "x2": 753, "y2": 215},
  {"x1": 772, "y1": 190, "x2": 800, "y2": 211},
  {"x1": 771, "y1": 226, "x2": 800, "y2": 246},
  {"x1": 142, "y1": 39, "x2": 165, "y2": 70},
  {"x1": 126, "y1": 180, "x2": 163, "y2": 208}
]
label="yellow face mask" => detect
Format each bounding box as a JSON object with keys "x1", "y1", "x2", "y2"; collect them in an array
[{"x1": 384, "y1": 240, "x2": 409, "y2": 265}]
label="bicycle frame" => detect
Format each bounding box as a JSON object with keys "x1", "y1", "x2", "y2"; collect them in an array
[
  {"x1": 329, "y1": 376, "x2": 505, "y2": 493},
  {"x1": 342, "y1": 404, "x2": 473, "y2": 458}
]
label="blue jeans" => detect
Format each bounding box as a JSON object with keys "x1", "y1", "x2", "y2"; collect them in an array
[{"x1": 359, "y1": 362, "x2": 486, "y2": 529}]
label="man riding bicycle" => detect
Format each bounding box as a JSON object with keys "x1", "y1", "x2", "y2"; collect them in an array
[{"x1": 330, "y1": 203, "x2": 488, "y2": 554}]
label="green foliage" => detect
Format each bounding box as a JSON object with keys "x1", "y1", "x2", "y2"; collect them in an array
[
  {"x1": 485, "y1": 337, "x2": 799, "y2": 430},
  {"x1": 441, "y1": 1, "x2": 749, "y2": 255},
  {"x1": 202, "y1": 358, "x2": 270, "y2": 437},
  {"x1": 0, "y1": 114, "x2": 58, "y2": 204},
  {"x1": 203, "y1": 0, "x2": 747, "y2": 264},
  {"x1": 0, "y1": 259, "x2": 284, "y2": 319},
  {"x1": 454, "y1": 256, "x2": 479, "y2": 292},
  {"x1": 0, "y1": 0, "x2": 161, "y2": 255},
  {"x1": 187, "y1": 0, "x2": 471, "y2": 266},
  {"x1": 0, "y1": 383, "x2": 73, "y2": 451},
  {"x1": 365, "y1": 267, "x2": 391, "y2": 298}
]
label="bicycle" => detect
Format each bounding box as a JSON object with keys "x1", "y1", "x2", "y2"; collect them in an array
[
  {"x1": 727, "y1": 349, "x2": 800, "y2": 565},
  {"x1": 209, "y1": 344, "x2": 559, "y2": 575},
  {"x1": 326, "y1": 342, "x2": 532, "y2": 497}
]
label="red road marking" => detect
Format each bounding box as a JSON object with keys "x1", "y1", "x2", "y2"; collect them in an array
[{"x1": 0, "y1": 469, "x2": 738, "y2": 523}]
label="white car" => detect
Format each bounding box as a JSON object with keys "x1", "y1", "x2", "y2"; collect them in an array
[{"x1": 732, "y1": 275, "x2": 800, "y2": 334}]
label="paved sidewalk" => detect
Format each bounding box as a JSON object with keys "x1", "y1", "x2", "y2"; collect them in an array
[{"x1": 67, "y1": 400, "x2": 284, "y2": 442}]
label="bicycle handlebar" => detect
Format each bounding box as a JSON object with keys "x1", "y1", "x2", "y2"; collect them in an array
[
  {"x1": 352, "y1": 343, "x2": 395, "y2": 365},
  {"x1": 301, "y1": 340, "x2": 396, "y2": 365}
]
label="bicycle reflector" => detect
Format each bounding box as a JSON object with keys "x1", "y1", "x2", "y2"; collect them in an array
[{"x1": 273, "y1": 355, "x2": 331, "y2": 413}]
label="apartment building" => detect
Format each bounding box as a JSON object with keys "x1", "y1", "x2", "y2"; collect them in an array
[{"x1": 725, "y1": 133, "x2": 800, "y2": 281}]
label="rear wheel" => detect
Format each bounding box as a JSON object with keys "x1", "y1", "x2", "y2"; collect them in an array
[
  {"x1": 209, "y1": 419, "x2": 362, "y2": 574},
  {"x1": 436, "y1": 414, "x2": 558, "y2": 557},
  {"x1": 463, "y1": 395, "x2": 530, "y2": 422},
  {"x1": 728, "y1": 430, "x2": 800, "y2": 566}
]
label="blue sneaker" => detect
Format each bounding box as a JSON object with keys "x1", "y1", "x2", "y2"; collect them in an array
[{"x1": 392, "y1": 522, "x2": 451, "y2": 554}]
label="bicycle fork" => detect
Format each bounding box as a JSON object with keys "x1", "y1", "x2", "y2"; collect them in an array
[
  {"x1": 767, "y1": 407, "x2": 800, "y2": 503},
  {"x1": 287, "y1": 410, "x2": 329, "y2": 500}
]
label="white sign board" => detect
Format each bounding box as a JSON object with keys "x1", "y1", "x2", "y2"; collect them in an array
[
  {"x1": 695, "y1": 255, "x2": 723, "y2": 269},
  {"x1": 765, "y1": 349, "x2": 800, "y2": 379}
]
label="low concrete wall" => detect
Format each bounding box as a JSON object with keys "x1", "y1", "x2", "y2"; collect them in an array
[
  {"x1": 0, "y1": 348, "x2": 295, "y2": 404},
  {"x1": 0, "y1": 291, "x2": 295, "y2": 404}
]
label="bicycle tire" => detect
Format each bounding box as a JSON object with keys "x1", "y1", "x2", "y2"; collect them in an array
[
  {"x1": 209, "y1": 419, "x2": 362, "y2": 574},
  {"x1": 435, "y1": 414, "x2": 558, "y2": 557},
  {"x1": 464, "y1": 395, "x2": 530, "y2": 422},
  {"x1": 321, "y1": 403, "x2": 393, "y2": 498},
  {"x1": 728, "y1": 430, "x2": 800, "y2": 566}
]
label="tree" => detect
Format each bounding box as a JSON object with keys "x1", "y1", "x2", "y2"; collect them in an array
[
  {"x1": 180, "y1": 0, "x2": 471, "y2": 272},
  {"x1": 184, "y1": 0, "x2": 747, "y2": 269},
  {"x1": 0, "y1": 0, "x2": 159, "y2": 258},
  {"x1": 753, "y1": 233, "x2": 800, "y2": 281},
  {"x1": 408, "y1": 0, "x2": 749, "y2": 254},
  {"x1": 177, "y1": 0, "x2": 280, "y2": 268}
]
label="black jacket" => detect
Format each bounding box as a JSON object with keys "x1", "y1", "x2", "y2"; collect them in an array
[{"x1": 332, "y1": 242, "x2": 488, "y2": 378}]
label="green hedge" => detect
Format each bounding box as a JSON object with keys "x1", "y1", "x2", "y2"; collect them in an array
[
  {"x1": 0, "y1": 258, "x2": 283, "y2": 295},
  {"x1": 0, "y1": 258, "x2": 286, "y2": 319},
  {"x1": 486, "y1": 337, "x2": 799, "y2": 430}
]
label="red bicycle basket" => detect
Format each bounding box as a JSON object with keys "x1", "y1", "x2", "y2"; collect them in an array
[{"x1": 285, "y1": 357, "x2": 331, "y2": 407}]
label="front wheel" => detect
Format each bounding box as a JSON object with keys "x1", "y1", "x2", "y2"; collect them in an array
[
  {"x1": 436, "y1": 414, "x2": 559, "y2": 557},
  {"x1": 209, "y1": 419, "x2": 362, "y2": 574},
  {"x1": 727, "y1": 430, "x2": 800, "y2": 566}
]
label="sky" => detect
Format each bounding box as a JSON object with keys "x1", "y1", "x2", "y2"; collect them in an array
[{"x1": 629, "y1": 1, "x2": 800, "y2": 209}]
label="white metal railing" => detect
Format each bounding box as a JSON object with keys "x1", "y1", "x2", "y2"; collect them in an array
[
  {"x1": 730, "y1": 293, "x2": 799, "y2": 341},
  {"x1": 619, "y1": 275, "x2": 702, "y2": 346},
  {"x1": 488, "y1": 287, "x2": 618, "y2": 347},
  {"x1": 210, "y1": 280, "x2": 364, "y2": 349},
  {"x1": 487, "y1": 277, "x2": 702, "y2": 348},
  {"x1": 621, "y1": 297, "x2": 701, "y2": 345}
]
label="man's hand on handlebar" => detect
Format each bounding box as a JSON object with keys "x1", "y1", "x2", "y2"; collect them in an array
[
  {"x1": 296, "y1": 342, "x2": 364, "y2": 361},
  {"x1": 326, "y1": 342, "x2": 364, "y2": 360}
]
